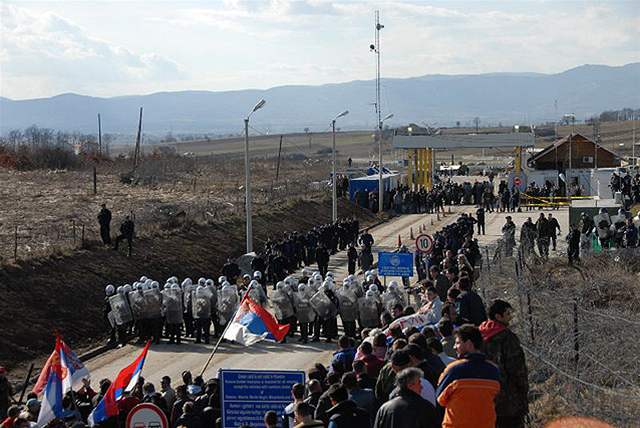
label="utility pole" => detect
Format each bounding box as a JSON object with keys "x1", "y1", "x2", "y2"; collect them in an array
[
  {"x1": 133, "y1": 107, "x2": 143, "y2": 169},
  {"x1": 97, "y1": 114, "x2": 102, "y2": 156},
  {"x1": 474, "y1": 117, "x2": 480, "y2": 133},
  {"x1": 372, "y1": 10, "x2": 385, "y2": 215},
  {"x1": 592, "y1": 119, "x2": 600, "y2": 168}
]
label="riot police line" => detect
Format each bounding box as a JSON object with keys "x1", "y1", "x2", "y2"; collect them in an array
[{"x1": 103, "y1": 212, "x2": 482, "y2": 348}]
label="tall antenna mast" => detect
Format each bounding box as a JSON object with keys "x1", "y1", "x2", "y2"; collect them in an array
[{"x1": 372, "y1": 10, "x2": 385, "y2": 214}]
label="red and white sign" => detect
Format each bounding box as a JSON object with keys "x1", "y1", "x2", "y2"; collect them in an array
[
  {"x1": 415, "y1": 234, "x2": 434, "y2": 254},
  {"x1": 126, "y1": 403, "x2": 168, "y2": 428},
  {"x1": 514, "y1": 177, "x2": 522, "y2": 186}
]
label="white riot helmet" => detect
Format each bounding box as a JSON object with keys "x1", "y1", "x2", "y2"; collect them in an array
[
  {"x1": 368, "y1": 284, "x2": 379, "y2": 294},
  {"x1": 366, "y1": 275, "x2": 374, "y2": 284},
  {"x1": 275, "y1": 281, "x2": 285, "y2": 291},
  {"x1": 365, "y1": 290, "x2": 376, "y2": 299},
  {"x1": 205, "y1": 279, "x2": 214, "y2": 287},
  {"x1": 283, "y1": 283, "x2": 292, "y2": 294},
  {"x1": 253, "y1": 271, "x2": 262, "y2": 280},
  {"x1": 222, "y1": 281, "x2": 231, "y2": 288},
  {"x1": 171, "y1": 283, "x2": 180, "y2": 291},
  {"x1": 389, "y1": 280, "x2": 399, "y2": 290},
  {"x1": 151, "y1": 281, "x2": 160, "y2": 289},
  {"x1": 298, "y1": 283, "x2": 307, "y2": 293},
  {"x1": 312, "y1": 273, "x2": 322, "y2": 282},
  {"x1": 123, "y1": 284, "x2": 132, "y2": 293},
  {"x1": 164, "y1": 283, "x2": 171, "y2": 290},
  {"x1": 326, "y1": 271, "x2": 334, "y2": 279},
  {"x1": 346, "y1": 274, "x2": 356, "y2": 284},
  {"x1": 167, "y1": 276, "x2": 178, "y2": 284},
  {"x1": 364, "y1": 270, "x2": 371, "y2": 278},
  {"x1": 140, "y1": 276, "x2": 148, "y2": 282},
  {"x1": 249, "y1": 280, "x2": 260, "y2": 289},
  {"x1": 323, "y1": 280, "x2": 334, "y2": 291},
  {"x1": 182, "y1": 278, "x2": 193, "y2": 288},
  {"x1": 342, "y1": 280, "x2": 350, "y2": 291},
  {"x1": 371, "y1": 270, "x2": 378, "y2": 278},
  {"x1": 116, "y1": 286, "x2": 123, "y2": 295},
  {"x1": 218, "y1": 276, "x2": 227, "y2": 285},
  {"x1": 105, "y1": 284, "x2": 115, "y2": 296},
  {"x1": 196, "y1": 285, "x2": 204, "y2": 292},
  {"x1": 145, "y1": 279, "x2": 153, "y2": 288},
  {"x1": 198, "y1": 277, "x2": 206, "y2": 286}
]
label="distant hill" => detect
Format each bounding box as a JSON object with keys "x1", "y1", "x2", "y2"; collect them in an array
[{"x1": 1, "y1": 63, "x2": 638, "y2": 135}]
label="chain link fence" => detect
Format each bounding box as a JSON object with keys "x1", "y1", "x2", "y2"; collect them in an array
[{"x1": 477, "y1": 242, "x2": 640, "y2": 427}]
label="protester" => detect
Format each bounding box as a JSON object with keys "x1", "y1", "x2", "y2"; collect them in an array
[
  {"x1": 373, "y1": 367, "x2": 439, "y2": 428},
  {"x1": 436, "y1": 324, "x2": 501, "y2": 428},
  {"x1": 479, "y1": 300, "x2": 529, "y2": 428}
]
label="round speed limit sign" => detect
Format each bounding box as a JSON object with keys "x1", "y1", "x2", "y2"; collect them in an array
[{"x1": 415, "y1": 234, "x2": 434, "y2": 254}]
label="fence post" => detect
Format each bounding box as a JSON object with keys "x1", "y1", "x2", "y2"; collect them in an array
[
  {"x1": 14, "y1": 225, "x2": 18, "y2": 261},
  {"x1": 573, "y1": 300, "x2": 579, "y2": 373},
  {"x1": 93, "y1": 166, "x2": 97, "y2": 195}
]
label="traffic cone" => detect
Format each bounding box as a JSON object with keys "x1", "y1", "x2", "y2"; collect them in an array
[
  {"x1": 398, "y1": 234, "x2": 402, "y2": 247},
  {"x1": 410, "y1": 227, "x2": 414, "y2": 240}
]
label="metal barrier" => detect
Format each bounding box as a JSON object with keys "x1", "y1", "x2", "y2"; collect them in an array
[{"x1": 520, "y1": 194, "x2": 593, "y2": 208}]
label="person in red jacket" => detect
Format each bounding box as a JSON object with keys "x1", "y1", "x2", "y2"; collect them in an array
[{"x1": 479, "y1": 300, "x2": 529, "y2": 428}]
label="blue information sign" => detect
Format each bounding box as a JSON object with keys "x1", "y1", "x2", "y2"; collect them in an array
[
  {"x1": 378, "y1": 252, "x2": 414, "y2": 277},
  {"x1": 219, "y1": 369, "x2": 305, "y2": 428}
]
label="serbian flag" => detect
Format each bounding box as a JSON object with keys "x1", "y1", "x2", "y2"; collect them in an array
[
  {"x1": 223, "y1": 296, "x2": 290, "y2": 346},
  {"x1": 87, "y1": 341, "x2": 151, "y2": 426},
  {"x1": 36, "y1": 339, "x2": 66, "y2": 427},
  {"x1": 34, "y1": 336, "x2": 90, "y2": 395}
]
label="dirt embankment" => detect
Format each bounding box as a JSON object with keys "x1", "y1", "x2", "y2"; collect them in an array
[{"x1": 0, "y1": 197, "x2": 376, "y2": 373}]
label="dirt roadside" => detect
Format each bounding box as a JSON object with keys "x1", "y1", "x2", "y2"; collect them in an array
[{"x1": 0, "y1": 197, "x2": 376, "y2": 376}]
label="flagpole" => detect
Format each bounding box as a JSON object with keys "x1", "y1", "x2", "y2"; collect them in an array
[{"x1": 199, "y1": 288, "x2": 252, "y2": 377}]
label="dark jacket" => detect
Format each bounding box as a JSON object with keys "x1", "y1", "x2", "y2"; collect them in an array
[
  {"x1": 174, "y1": 413, "x2": 203, "y2": 428},
  {"x1": 479, "y1": 320, "x2": 529, "y2": 420},
  {"x1": 326, "y1": 400, "x2": 369, "y2": 428},
  {"x1": 374, "y1": 388, "x2": 439, "y2": 428},
  {"x1": 456, "y1": 290, "x2": 487, "y2": 326}
]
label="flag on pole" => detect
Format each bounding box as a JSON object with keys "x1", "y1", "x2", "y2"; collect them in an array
[
  {"x1": 223, "y1": 296, "x2": 290, "y2": 346},
  {"x1": 36, "y1": 339, "x2": 65, "y2": 427},
  {"x1": 33, "y1": 337, "x2": 90, "y2": 395},
  {"x1": 87, "y1": 341, "x2": 151, "y2": 426}
]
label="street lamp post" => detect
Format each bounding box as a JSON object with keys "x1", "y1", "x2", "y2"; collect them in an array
[
  {"x1": 378, "y1": 113, "x2": 394, "y2": 213},
  {"x1": 332, "y1": 110, "x2": 349, "y2": 223},
  {"x1": 244, "y1": 99, "x2": 266, "y2": 253},
  {"x1": 563, "y1": 113, "x2": 576, "y2": 189}
]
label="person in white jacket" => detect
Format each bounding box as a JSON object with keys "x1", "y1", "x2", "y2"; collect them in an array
[{"x1": 419, "y1": 286, "x2": 443, "y2": 326}]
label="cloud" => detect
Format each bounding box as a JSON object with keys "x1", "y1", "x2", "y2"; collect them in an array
[{"x1": 0, "y1": 4, "x2": 186, "y2": 98}]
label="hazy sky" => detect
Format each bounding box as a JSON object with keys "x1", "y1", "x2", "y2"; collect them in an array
[{"x1": 1, "y1": 0, "x2": 638, "y2": 100}]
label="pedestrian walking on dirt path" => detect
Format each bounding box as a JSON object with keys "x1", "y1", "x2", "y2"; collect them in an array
[
  {"x1": 97, "y1": 203, "x2": 112, "y2": 245},
  {"x1": 114, "y1": 214, "x2": 135, "y2": 256}
]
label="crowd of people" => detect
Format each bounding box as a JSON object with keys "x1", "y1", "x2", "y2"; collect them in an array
[
  {"x1": 610, "y1": 169, "x2": 640, "y2": 206},
  {"x1": 1, "y1": 212, "x2": 529, "y2": 428},
  {"x1": 353, "y1": 177, "x2": 527, "y2": 216}
]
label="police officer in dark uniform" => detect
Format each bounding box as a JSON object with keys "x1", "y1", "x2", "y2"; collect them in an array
[
  {"x1": 347, "y1": 243, "x2": 358, "y2": 275},
  {"x1": 114, "y1": 215, "x2": 135, "y2": 256},
  {"x1": 98, "y1": 203, "x2": 112, "y2": 245},
  {"x1": 315, "y1": 243, "x2": 330, "y2": 278}
]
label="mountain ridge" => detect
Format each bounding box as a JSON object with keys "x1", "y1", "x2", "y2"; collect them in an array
[{"x1": 1, "y1": 63, "x2": 638, "y2": 134}]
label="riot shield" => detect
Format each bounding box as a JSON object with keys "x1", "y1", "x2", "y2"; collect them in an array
[
  {"x1": 293, "y1": 294, "x2": 315, "y2": 323},
  {"x1": 128, "y1": 291, "x2": 146, "y2": 321},
  {"x1": 183, "y1": 283, "x2": 194, "y2": 313},
  {"x1": 270, "y1": 289, "x2": 294, "y2": 320},
  {"x1": 358, "y1": 297, "x2": 379, "y2": 328},
  {"x1": 218, "y1": 286, "x2": 239, "y2": 324},
  {"x1": 144, "y1": 289, "x2": 162, "y2": 319},
  {"x1": 192, "y1": 288, "x2": 212, "y2": 319},
  {"x1": 381, "y1": 292, "x2": 399, "y2": 313},
  {"x1": 337, "y1": 288, "x2": 358, "y2": 322},
  {"x1": 109, "y1": 293, "x2": 133, "y2": 326},
  {"x1": 310, "y1": 291, "x2": 332, "y2": 319},
  {"x1": 162, "y1": 289, "x2": 183, "y2": 325}
]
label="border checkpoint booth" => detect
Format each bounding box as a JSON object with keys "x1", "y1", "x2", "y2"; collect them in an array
[{"x1": 392, "y1": 132, "x2": 536, "y2": 190}]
